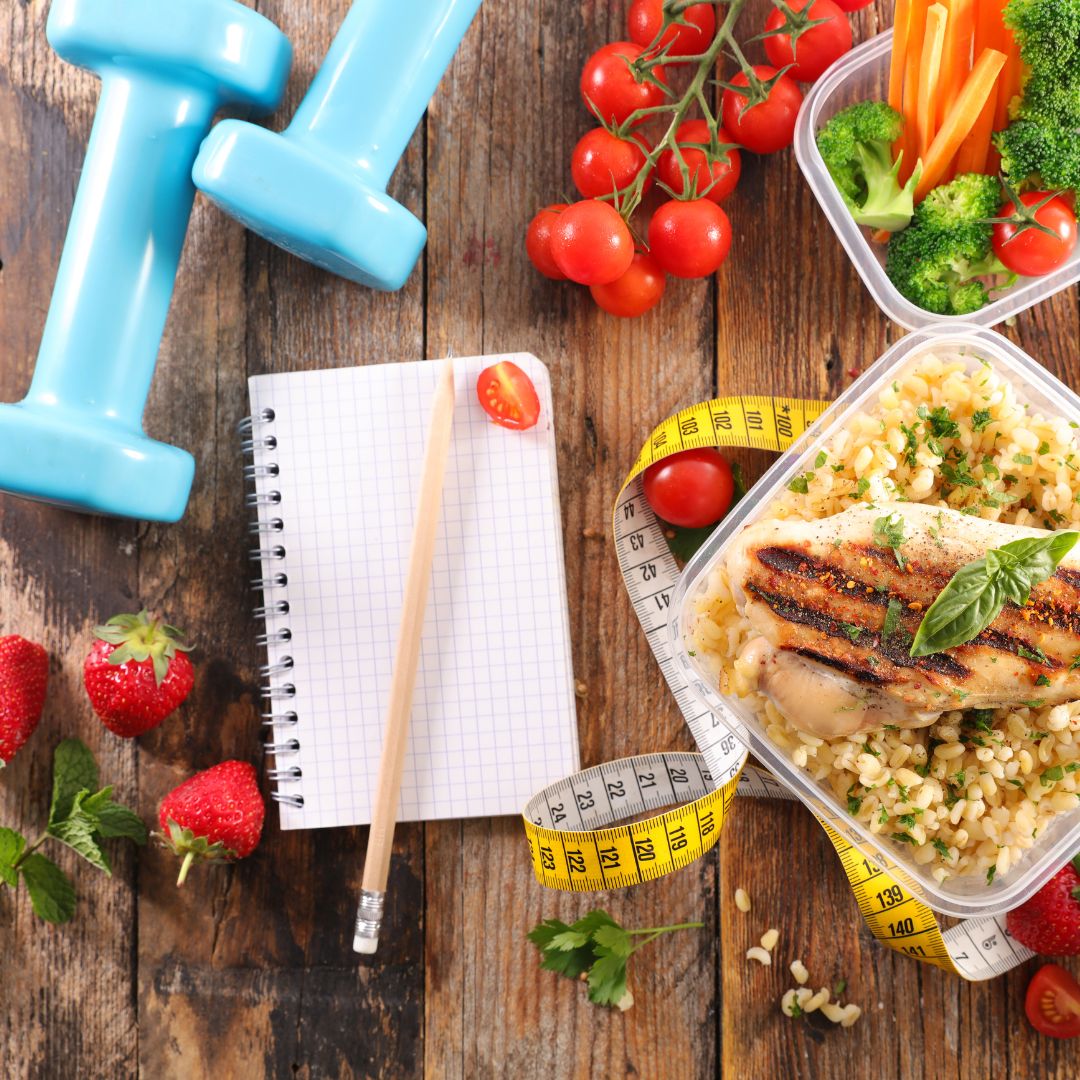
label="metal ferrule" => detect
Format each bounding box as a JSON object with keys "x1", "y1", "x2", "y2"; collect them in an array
[{"x1": 354, "y1": 890, "x2": 385, "y2": 944}]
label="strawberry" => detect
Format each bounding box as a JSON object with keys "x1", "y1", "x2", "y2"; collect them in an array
[
  {"x1": 1007, "y1": 855, "x2": 1080, "y2": 956},
  {"x1": 84, "y1": 611, "x2": 194, "y2": 738},
  {"x1": 0, "y1": 635, "x2": 48, "y2": 765},
  {"x1": 158, "y1": 761, "x2": 265, "y2": 885}
]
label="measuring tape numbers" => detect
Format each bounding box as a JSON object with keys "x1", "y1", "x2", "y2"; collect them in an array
[{"x1": 523, "y1": 393, "x2": 1034, "y2": 982}]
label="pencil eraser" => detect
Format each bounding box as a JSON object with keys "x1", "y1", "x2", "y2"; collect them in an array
[{"x1": 353, "y1": 934, "x2": 379, "y2": 955}]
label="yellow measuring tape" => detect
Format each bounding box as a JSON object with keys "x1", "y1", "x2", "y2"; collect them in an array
[{"x1": 523, "y1": 394, "x2": 1033, "y2": 981}]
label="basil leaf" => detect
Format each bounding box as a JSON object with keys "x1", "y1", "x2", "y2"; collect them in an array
[
  {"x1": 911, "y1": 531, "x2": 1080, "y2": 657},
  {"x1": 910, "y1": 559, "x2": 1004, "y2": 657}
]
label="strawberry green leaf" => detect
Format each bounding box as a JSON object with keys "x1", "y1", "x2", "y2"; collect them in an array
[
  {"x1": 0, "y1": 827, "x2": 26, "y2": 887},
  {"x1": 49, "y1": 739, "x2": 99, "y2": 826},
  {"x1": 20, "y1": 853, "x2": 76, "y2": 923}
]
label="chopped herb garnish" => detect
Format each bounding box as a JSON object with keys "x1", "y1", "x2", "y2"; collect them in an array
[
  {"x1": 879, "y1": 808, "x2": 889, "y2": 824},
  {"x1": 899, "y1": 422, "x2": 920, "y2": 468},
  {"x1": 892, "y1": 832, "x2": 919, "y2": 845},
  {"x1": 815, "y1": 451, "x2": 827, "y2": 469},
  {"x1": 1038, "y1": 441, "x2": 1050, "y2": 455},
  {"x1": 788, "y1": 474, "x2": 810, "y2": 494},
  {"x1": 986, "y1": 865, "x2": 997, "y2": 885},
  {"x1": 1013, "y1": 453, "x2": 1033, "y2": 466},
  {"x1": 1037, "y1": 674, "x2": 1051, "y2": 687},
  {"x1": 898, "y1": 813, "x2": 917, "y2": 828},
  {"x1": 941, "y1": 459, "x2": 978, "y2": 488},
  {"x1": 918, "y1": 404, "x2": 960, "y2": 439},
  {"x1": 840, "y1": 622, "x2": 863, "y2": 644},
  {"x1": 1018, "y1": 644, "x2": 1049, "y2": 665},
  {"x1": 932, "y1": 839, "x2": 951, "y2": 859},
  {"x1": 1040, "y1": 765, "x2": 1065, "y2": 786},
  {"x1": 971, "y1": 409, "x2": 993, "y2": 432},
  {"x1": 873, "y1": 512, "x2": 907, "y2": 568}
]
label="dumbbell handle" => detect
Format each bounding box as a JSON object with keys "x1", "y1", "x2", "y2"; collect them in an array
[
  {"x1": 28, "y1": 74, "x2": 211, "y2": 427},
  {"x1": 288, "y1": 0, "x2": 482, "y2": 190}
]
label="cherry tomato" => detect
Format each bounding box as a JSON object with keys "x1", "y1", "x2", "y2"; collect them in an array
[
  {"x1": 992, "y1": 192, "x2": 1078, "y2": 277},
  {"x1": 476, "y1": 361, "x2": 541, "y2": 431},
  {"x1": 831, "y1": 0, "x2": 873, "y2": 10},
  {"x1": 721, "y1": 65, "x2": 804, "y2": 154},
  {"x1": 763, "y1": 0, "x2": 852, "y2": 83},
  {"x1": 648, "y1": 199, "x2": 732, "y2": 278},
  {"x1": 571, "y1": 128, "x2": 651, "y2": 199},
  {"x1": 589, "y1": 252, "x2": 666, "y2": 317},
  {"x1": 580, "y1": 42, "x2": 668, "y2": 126},
  {"x1": 526, "y1": 204, "x2": 569, "y2": 280},
  {"x1": 627, "y1": 0, "x2": 716, "y2": 58},
  {"x1": 550, "y1": 200, "x2": 635, "y2": 285},
  {"x1": 657, "y1": 120, "x2": 741, "y2": 203},
  {"x1": 643, "y1": 448, "x2": 735, "y2": 528},
  {"x1": 1025, "y1": 964, "x2": 1080, "y2": 1040}
]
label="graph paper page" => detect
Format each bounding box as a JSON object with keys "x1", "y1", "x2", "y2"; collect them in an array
[{"x1": 248, "y1": 355, "x2": 580, "y2": 829}]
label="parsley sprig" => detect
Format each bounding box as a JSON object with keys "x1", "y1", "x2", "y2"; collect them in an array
[{"x1": 528, "y1": 909, "x2": 702, "y2": 1010}]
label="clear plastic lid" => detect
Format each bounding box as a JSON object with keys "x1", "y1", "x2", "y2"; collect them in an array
[
  {"x1": 671, "y1": 325, "x2": 1080, "y2": 917},
  {"x1": 794, "y1": 32, "x2": 1080, "y2": 331}
]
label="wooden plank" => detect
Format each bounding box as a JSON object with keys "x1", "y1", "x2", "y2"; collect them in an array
[
  {"x1": 133, "y1": 1, "x2": 427, "y2": 1076},
  {"x1": 422, "y1": 2, "x2": 718, "y2": 1077},
  {"x1": 0, "y1": 5, "x2": 140, "y2": 1078}
]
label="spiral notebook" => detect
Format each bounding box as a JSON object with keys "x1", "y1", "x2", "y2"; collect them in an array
[{"x1": 242, "y1": 355, "x2": 580, "y2": 830}]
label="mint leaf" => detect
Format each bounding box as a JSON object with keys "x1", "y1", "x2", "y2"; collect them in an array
[
  {"x1": 92, "y1": 800, "x2": 147, "y2": 844},
  {"x1": 0, "y1": 827, "x2": 26, "y2": 887},
  {"x1": 49, "y1": 739, "x2": 99, "y2": 826},
  {"x1": 20, "y1": 853, "x2": 76, "y2": 923},
  {"x1": 47, "y1": 791, "x2": 110, "y2": 874}
]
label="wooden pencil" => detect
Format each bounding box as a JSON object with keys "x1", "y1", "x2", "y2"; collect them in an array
[{"x1": 354, "y1": 356, "x2": 457, "y2": 955}]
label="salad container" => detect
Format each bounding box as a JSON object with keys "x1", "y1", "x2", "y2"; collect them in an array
[
  {"x1": 793, "y1": 32, "x2": 1080, "y2": 331},
  {"x1": 670, "y1": 324, "x2": 1080, "y2": 917}
]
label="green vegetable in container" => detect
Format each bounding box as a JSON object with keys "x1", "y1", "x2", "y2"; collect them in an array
[
  {"x1": 885, "y1": 173, "x2": 1014, "y2": 315},
  {"x1": 995, "y1": 0, "x2": 1080, "y2": 192},
  {"x1": 815, "y1": 102, "x2": 919, "y2": 232}
]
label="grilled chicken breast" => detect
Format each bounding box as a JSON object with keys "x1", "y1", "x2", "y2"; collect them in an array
[{"x1": 727, "y1": 502, "x2": 1080, "y2": 739}]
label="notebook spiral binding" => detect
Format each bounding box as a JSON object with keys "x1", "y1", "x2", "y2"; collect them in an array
[{"x1": 239, "y1": 408, "x2": 304, "y2": 810}]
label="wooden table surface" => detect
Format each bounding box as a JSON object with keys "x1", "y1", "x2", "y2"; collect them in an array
[{"x1": 2, "y1": 1, "x2": 1079, "y2": 1077}]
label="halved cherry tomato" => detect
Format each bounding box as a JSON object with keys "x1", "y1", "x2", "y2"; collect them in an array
[
  {"x1": 526, "y1": 204, "x2": 569, "y2": 280},
  {"x1": 1025, "y1": 964, "x2": 1080, "y2": 1039},
  {"x1": 992, "y1": 192, "x2": 1078, "y2": 277},
  {"x1": 477, "y1": 361, "x2": 541, "y2": 431},
  {"x1": 643, "y1": 448, "x2": 735, "y2": 528}
]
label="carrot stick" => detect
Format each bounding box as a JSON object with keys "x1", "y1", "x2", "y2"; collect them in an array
[
  {"x1": 889, "y1": 0, "x2": 912, "y2": 114},
  {"x1": 953, "y1": 82, "x2": 997, "y2": 175},
  {"x1": 915, "y1": 48, "x2": 1007, "y2": 200},
  {"x1": 995, "y1": 10, "x2": 1021, "y2": 130},
  {"x1": 937, "y1": 0, "x2": 974, "y2": 129},
  {"x1": 917, "y1": 5, "x2": 949, "y2": 157},
  {"x1": 899, "y1": 0, "x2": 932, "y2": 183},
  {"x1": 973, "y1": 0, "x2": 1000, "y2": 58}
]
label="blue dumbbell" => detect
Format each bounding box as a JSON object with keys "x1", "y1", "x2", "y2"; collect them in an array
[
  {"x1": 0, "y1": 0, "x2": 290, "y2": 522},
  {"x1": 193, "y1": 0, "x2": 482, "y2": 291}
]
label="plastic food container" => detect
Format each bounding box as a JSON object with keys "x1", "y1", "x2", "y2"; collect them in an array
[
  {"x1": 793, "y1": 32, "x2": 1080, "y2": 331},
  {"x1": 670, "y1": 324, "x2": 1080, "y2": 917}
]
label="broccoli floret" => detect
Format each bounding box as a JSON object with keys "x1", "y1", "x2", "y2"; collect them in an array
[
  {"x1": 886, "y1": 226, "x2": 1011, "y2": 315},
  {"x1": 914, "y1": 173, "x2": 1004, "y2": 231},
  {"x1": 998, "y1": 0, "x2": 1080, "y2": 191},
  {"x1": 816, "y1": 102, "x2": 917, "y2": 231},
  {"x1": 1005, "y1": 0, "x2": 1080, "y2": 75},
  {"x1": 885, "y1": 174, "x2": 1013, "y2": 315},
  {"x1": 996, "y1": 120, "x2": 1080, "y2": 191}
]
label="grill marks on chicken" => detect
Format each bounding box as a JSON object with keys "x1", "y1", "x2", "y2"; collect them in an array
[{"x1": 726, "y1": 502, "x2": 1080, "y2": 738}]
